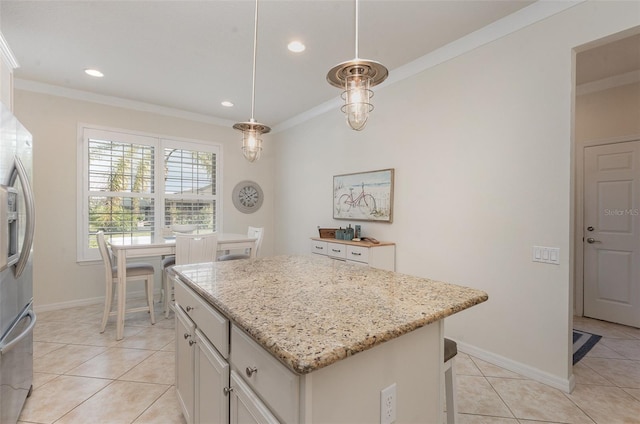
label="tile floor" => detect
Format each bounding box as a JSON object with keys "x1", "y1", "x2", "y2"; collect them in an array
[{"x1": 18, "y1": 302, "x2": 640, "y2": 424}]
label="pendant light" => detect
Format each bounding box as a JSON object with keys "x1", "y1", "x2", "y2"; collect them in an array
[
  {"x1": 233, "y1": 0, "x2": 270, "y2": 163},
  {"x1": 326, "y1": 0, "x2": 388, "y2": 131}
]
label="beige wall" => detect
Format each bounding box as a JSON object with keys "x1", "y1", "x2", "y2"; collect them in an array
[
  {"x1": 273, "y1": 1, "x2": 639, "y2": 389},
  {"x1": 575, "y1": 81, "x2": 640, "y2": 144},
  {"x1": 13, "y1": 90, "x2": 276, "y2": 308}
]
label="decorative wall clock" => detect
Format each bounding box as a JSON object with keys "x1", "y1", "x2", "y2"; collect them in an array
[{"x1": 232, "y1": 180, "x2": 263, "y2": 214}]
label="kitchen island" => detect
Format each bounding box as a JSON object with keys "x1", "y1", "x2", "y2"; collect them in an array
[{"x1": 173, "y1": 254, "x2": 488, "y2": 423}]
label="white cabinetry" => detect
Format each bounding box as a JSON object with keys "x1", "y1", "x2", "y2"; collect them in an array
[
  {"x1": 310, "y1": 238, "x2": 395, "y2": 271},
  {"x1": 175, "y1": 270, "x2": 443, "y2": 423},
  {"x1": 229, "y1": 371, "x2": 279, "y2": 424},
  {"x1": 175, "y1": 277, "x2": 230, "y2": 424},
  {"x1": 175, "y1": 277, "x2": 281, "y2": 424},
  {"x1": 175, "y1": 306, "x2": 195, "y2": 424}
]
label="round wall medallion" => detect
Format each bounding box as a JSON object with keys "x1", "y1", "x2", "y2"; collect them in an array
[{"x1": 232, "y1": 180, "x2": 263, "y2": 214}]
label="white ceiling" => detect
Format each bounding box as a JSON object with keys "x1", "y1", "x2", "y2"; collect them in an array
[
  {"x1": 1, "y1": 1, "x2": 637, "y2": 129},
  {"x1": 1, "y1": 0, "x2": 536, "y2": 127}
]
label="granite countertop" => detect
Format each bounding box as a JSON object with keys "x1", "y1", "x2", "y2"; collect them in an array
[{"x1": 173, "y1": 254, "x2": 488, "y2": 375}]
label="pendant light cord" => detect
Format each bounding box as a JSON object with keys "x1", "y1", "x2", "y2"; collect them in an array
[
  {"x1": 250, "y1": 0, "x2": 258, "y2": 121},
  {"x1": 354, "y1": 0, "x2": 359, "y2": 59}
]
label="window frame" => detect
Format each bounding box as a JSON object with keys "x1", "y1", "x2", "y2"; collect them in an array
[{"x1": 77, "y1": 124, "x2": 223, "y2": 262}]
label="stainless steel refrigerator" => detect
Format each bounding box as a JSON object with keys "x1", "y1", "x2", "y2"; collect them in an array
[{"x1": 0, "y1": 101, "x2": 36, "y2": 424}]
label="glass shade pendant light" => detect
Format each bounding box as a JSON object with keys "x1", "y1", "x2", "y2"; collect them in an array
[
  {"x1": 327, "y1": 0, "x2": 388, "y2": 131},
  {"x1": 233, "y1": 0, "x2": 270, "y2": 162}
]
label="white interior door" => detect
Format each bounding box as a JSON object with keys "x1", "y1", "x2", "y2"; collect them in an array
[{"x1": 584, "y1": 140, "x2": 640, "y2": 328}]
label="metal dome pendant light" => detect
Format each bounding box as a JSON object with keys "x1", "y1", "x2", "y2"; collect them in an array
[
  {"x1": 233, "y1": 0, "x2": 270, "y2": 163},
  {"x1": 327, "y1": 0, "x2": 388, "y2": 131}
]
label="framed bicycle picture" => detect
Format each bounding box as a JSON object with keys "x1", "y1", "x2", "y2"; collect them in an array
[{"x1": 333, "y1": 168, "x2": 394, "y2": 222}]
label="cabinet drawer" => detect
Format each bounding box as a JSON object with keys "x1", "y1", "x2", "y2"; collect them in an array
[
  {"x1": 327, "y1": 242, "x2": 347, "y2": 259},
  {"x1": 346, "y1": 245, "x2": 369, "y2": 264},
  {"x1": 175, "y1": 278, "x2": 229, "y2": 358},
  {"x1": 310, "y1": 240, "x2": 328, "y2": 256},
  {"x1": 231, "y1": 325, "x2": 299, "y2": 424}
]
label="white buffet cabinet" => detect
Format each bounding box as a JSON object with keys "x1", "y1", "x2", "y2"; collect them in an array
[{"x1": 309, "y1": 237, "x2": 395, "y2": 271}]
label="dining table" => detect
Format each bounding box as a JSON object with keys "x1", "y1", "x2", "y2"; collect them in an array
[{"x1": 109, "y1": 232, "x2": 258, "y2": 340}]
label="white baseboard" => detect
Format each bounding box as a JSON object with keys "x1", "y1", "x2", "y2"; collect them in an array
[
  {"x1": 457, "y1": 341, "x2": 575, "y2": 393},
  {"x1": 34, "y1": 289, "x2": 161, "y2": 313}
]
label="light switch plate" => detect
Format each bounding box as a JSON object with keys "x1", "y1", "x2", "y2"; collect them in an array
[{"x1": 533, "y1": 246, "x2": 560, "y2": 265}]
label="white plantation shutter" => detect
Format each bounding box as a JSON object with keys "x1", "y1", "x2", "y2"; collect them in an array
[
  {"x1": 163, "y1": 145, "x2": 217, "y2": 234},
  {"x1": 78, "y1": 127, "x2": 221, "y2": 261}
]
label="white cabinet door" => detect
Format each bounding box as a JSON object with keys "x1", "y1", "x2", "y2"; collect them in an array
[
  {"x1": 229, "y1": 371, "x2": 280, "y2": 424},
  {"x1": 176, "y1": 306, "x2": 196, "y2": 424},
  {"x1": 195, "y1": 329, "x2": 230, "y2": 424}
]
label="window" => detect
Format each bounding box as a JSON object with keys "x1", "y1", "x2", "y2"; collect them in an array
[{"x1": 78, "y1": 126, "x2": 222, "y2": 261}]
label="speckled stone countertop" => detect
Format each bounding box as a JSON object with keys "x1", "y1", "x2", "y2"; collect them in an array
[{"x1": 173, "y1": 255, "x2": 488, "y2": 375}]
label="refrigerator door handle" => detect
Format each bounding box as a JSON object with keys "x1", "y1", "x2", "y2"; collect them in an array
[
  {"x1": 0, "y1": 309, "x2": 36, "y2": 355},
  {"x1": 9, "y1": 155, "x2": 35, "y2": 278}
]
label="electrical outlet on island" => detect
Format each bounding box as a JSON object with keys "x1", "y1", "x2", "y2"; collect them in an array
[{"x1": 380, "y1": 383, "x2": 397, "y2": 424}]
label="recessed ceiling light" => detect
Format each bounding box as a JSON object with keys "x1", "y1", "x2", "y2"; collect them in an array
[
  {"x1": 221, "y1": 101, "x2": 234, "y2": 107},
  {"x1": 287, "y1": 41, "x2": 305, "y2": 53},
  {"x1": 84, "y1": 68, "x2": 104, "y2": 78}
]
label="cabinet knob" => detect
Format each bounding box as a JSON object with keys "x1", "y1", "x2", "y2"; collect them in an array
[
  {"x1": 246, "y1": 366, "x2": 258, "y2": 378},
  {"x1": 189, "y1": 339, "x2": 196, "y2": 346},
  {"x1": 223, "y1": 387, "x2": 234, "y2": 395},
  {"x1": 185, "y1": 306, "x2": 193, "y2": 312},
  {"x1": 183, "y1": 333, "x2": 190, "y2": 340}
]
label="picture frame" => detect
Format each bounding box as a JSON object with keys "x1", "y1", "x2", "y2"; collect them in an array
[{"x1": 333, "y1": 168, "x2": 394, "y2": 222}]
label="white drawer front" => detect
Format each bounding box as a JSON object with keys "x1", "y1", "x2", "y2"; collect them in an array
[
  {"x1": 346, "y1": 245, "x2": 369, "y2": 264},
  {"x1": 175, "y1": 278, "x2": 229, "y2": 358},
  {"x1": 327, "y1": 242, "x2": 347, "y2": 259},
  {"x1": 231, "y1": 325, "x2": 299, "y2": 424},
  {"x1": 310, "y1": 240, "x2": 328, "y2": 256}
]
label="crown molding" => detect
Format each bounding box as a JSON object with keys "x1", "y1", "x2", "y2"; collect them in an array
[
  {"x1": 274, "y1": 0, "x2": 585, "y2": 133},
  {"x1": 14, "y1": 78, "x2": 236, "y2": 127},
  {"x1": 0, "y1": 31, "x2": 19, "y2": 69},
  {"x1": 576, "y1": 70, "x2": 640, "y2": 96}
]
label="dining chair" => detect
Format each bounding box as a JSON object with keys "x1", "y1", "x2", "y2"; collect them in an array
[
  {"x1": 443, "y1": 338, "x2": 458, "y2": 424},
  {"x1": 96, "y1": 231, "x2": 156, "y2": 334},
  {"x1": 217, "y1": 226, "x2": 263, "y2": 261},
  {"x1": 163, "y1": 232, "x2": 219, "y2": 318},
  {"x1": 158, "y1": 225, "x2": 196, "y2": 308}
]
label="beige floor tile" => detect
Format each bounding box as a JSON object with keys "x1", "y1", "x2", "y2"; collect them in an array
[
  {"x1": 458, "y1": 413, "x2": 519, "y2": 423},
  {"x1": 34, "y1": 344, "x2": 107, "y2": 374},
  {"x1": 33, "y1": 341, "x2": 65, "y2": 358},
  {"x1": 133, "y1": 386, "x2": 187, "y2": 424},
  {"x1": 36, "y1": 304, "x2": 104, "y2": 323},
  {"x1": 161, "y1": 339, "x2": 176, "y2": 352},
  {"x1": 67, "y1": 347, "x2": 155, "y2": 379},
  {"x1": 55, "y1": 380, "x2": 169, "y2": 424},
  {"x1": 152, "y1": 315, "x2": 176, "y2": 330},
  {"x1": 624, "y1": 388, "x2": 640, "y2": 402},
  {"x1": 488, "y1": 377, "x2": 594, "y2": 423},
  {"x1": 456, "y1": 353, "x2": 484, "y2": 376},
  {"x1": 32, "y1": 372, "x2": 58, "y2": 389},
  {"x1": 581, "y1": 357, "x2": 640, "y2": 389},
  {"x1": 117, "y1": 326, "x2": 175, "y2": 350},
  {"x1": 471, "y1": 358, "x2": 526, "y2": 379},
  {"x1": 34, "y1": 320, "x2": 119, "y2": 347},
  {"x1": 120, "y1": 351, "x2": 175, "y2": 385},
  {"x1": 567, "y1": 384, "x2": 640, "y2": 424},
  {"x1": 599, "y1": 338, "x2": 640, "y2": 360},
  {"x1": 584, "y1": 340, "x2": 626, "y2": 360},
  {"x1": 18, "y1": 375, "x2": 110, "y2": 423},
  {"x1": 573, "y1": 317, "x2": 634, "y2": 340},
  {"x1": 457, "y1": 375, "x2": 514, "y2": 418},
  {"x1": 572, "y1": 362, "x2": 614, "y2": 386}
]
